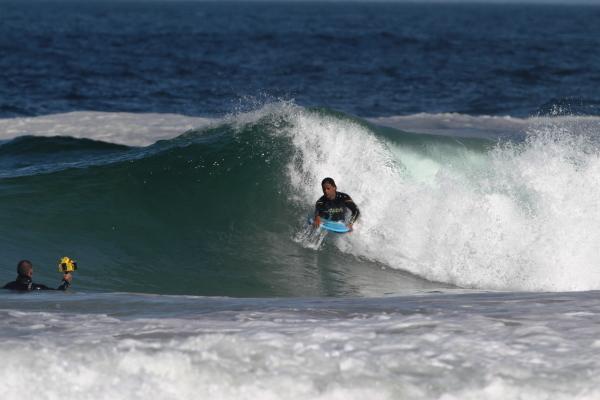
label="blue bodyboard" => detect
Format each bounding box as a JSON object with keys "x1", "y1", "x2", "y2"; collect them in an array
[{"x1": 309, "y1": 217, "x2": 350, "y2": 233}]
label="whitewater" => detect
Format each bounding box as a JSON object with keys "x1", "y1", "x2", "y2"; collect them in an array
[
  {"x1": 2, "y1": 291, "x2": 600, "y2": 400},
  {"x1": 2, "y1": 104, "x2": 600, "y2": 400}
]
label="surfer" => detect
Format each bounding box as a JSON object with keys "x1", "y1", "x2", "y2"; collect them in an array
[
  {"x1": 3, "y1": 260, "x2": 72, "y2": 291},
  {"x1": 314, "y1": 177, "x2": 360, "y2": 230}
]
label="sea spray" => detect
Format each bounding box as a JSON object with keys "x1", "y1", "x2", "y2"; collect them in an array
[{"x1": 282, "y1": 106, "x2": 600, "y2": 291}]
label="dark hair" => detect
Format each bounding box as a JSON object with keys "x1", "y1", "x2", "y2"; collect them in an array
[
  {"x1": 17, "y1": 260, "x2": 33, "y2": 277},
  {"x1": 321, "y1": 177, "x2": 336, "y2": 187}
]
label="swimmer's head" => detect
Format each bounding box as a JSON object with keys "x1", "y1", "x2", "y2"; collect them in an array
[
  {"x1": 321, "y1": 177, "x2": 337, "y2": 200},
  {"x1": 17, "y1": 260, "x2": 33, "y2": 279}
]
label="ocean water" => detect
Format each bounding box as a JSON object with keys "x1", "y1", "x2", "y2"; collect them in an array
[{"x1": 2, "y1": 2, "x2": 600, "y2": 399}]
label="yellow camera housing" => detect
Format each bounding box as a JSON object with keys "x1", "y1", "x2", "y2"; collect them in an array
[{"x1": 58, "y1": 256, "x2": 77, "y2": 273}]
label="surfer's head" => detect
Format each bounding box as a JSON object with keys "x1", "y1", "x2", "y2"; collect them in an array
[
  {"x1": 17, "y1": 260, "x2": 33, "y2": 279},
  {"x1": 321, "y1": 177, "x2": 337, "y2": 200}
]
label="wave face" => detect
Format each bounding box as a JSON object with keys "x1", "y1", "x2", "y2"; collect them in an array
[{"x1": 1, "y1": 104, "x2": 600, "y2": 294}]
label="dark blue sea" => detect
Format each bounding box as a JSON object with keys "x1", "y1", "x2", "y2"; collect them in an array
[
  {"x1": 2, "y1": 1, "x2": 600, "y2": 118},
  {"x1": 2, "y1": 2, "x2": 600, "y2": 399}
]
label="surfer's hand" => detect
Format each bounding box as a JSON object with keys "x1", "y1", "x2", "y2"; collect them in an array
[
  {"x1": 347, "y1": 223, "x2": 353, "y2": 231},
  {"x1": 313, "y1": 216, "x2": 321, "y2": 228}
]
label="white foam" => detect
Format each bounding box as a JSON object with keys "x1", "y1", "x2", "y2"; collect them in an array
[
  {"x1": 283, "y1": 108, "x2": 600, "y2": 291},
  {"x1": 2, "y1": 292, "x2": 600, "y2": 400},
  {"x1": 0, "y1": 111, "x2": 212, "y2": 146}
]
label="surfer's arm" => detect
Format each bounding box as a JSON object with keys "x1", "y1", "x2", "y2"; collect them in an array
[
  {"x1": 344, "y1": 196, "x2": 360, "y2": 225},
  {"x1": 314, "y1": 198, "x2": 326, "y2": 227},
  {"x1": 314, "y1": 198, "x2": 326, "y2": 218},
  {"x1": 56, "y1": 273, "x2": 72, "y2": 291}
]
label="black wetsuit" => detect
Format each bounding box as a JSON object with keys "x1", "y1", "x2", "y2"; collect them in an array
[
  {"x1": 315, "y1": 191, "x2": 360, "y2": 223},
  {"x1": 3, "y1": 276, "x2": 70, "y2": 291}
]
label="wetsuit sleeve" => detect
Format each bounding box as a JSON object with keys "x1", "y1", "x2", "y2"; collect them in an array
[
  {"x1": 344, "y1": 195, "x2": 360, "y2": 223},
  {"x1": 32, "y1": 283, "x2": 52, "y2": 290},
  {"x1": 3, "y1": 280, "x2": 68, "y2": 291},
  {"x1": 315, "y1": 196, "x2": 326, "y2": 218},
  {"x1": 56, "y1": 280, "x2": 71, "y2": 291},
  {"x1": 30, "y1": 281, "x2": 68, "y2": 290}
]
